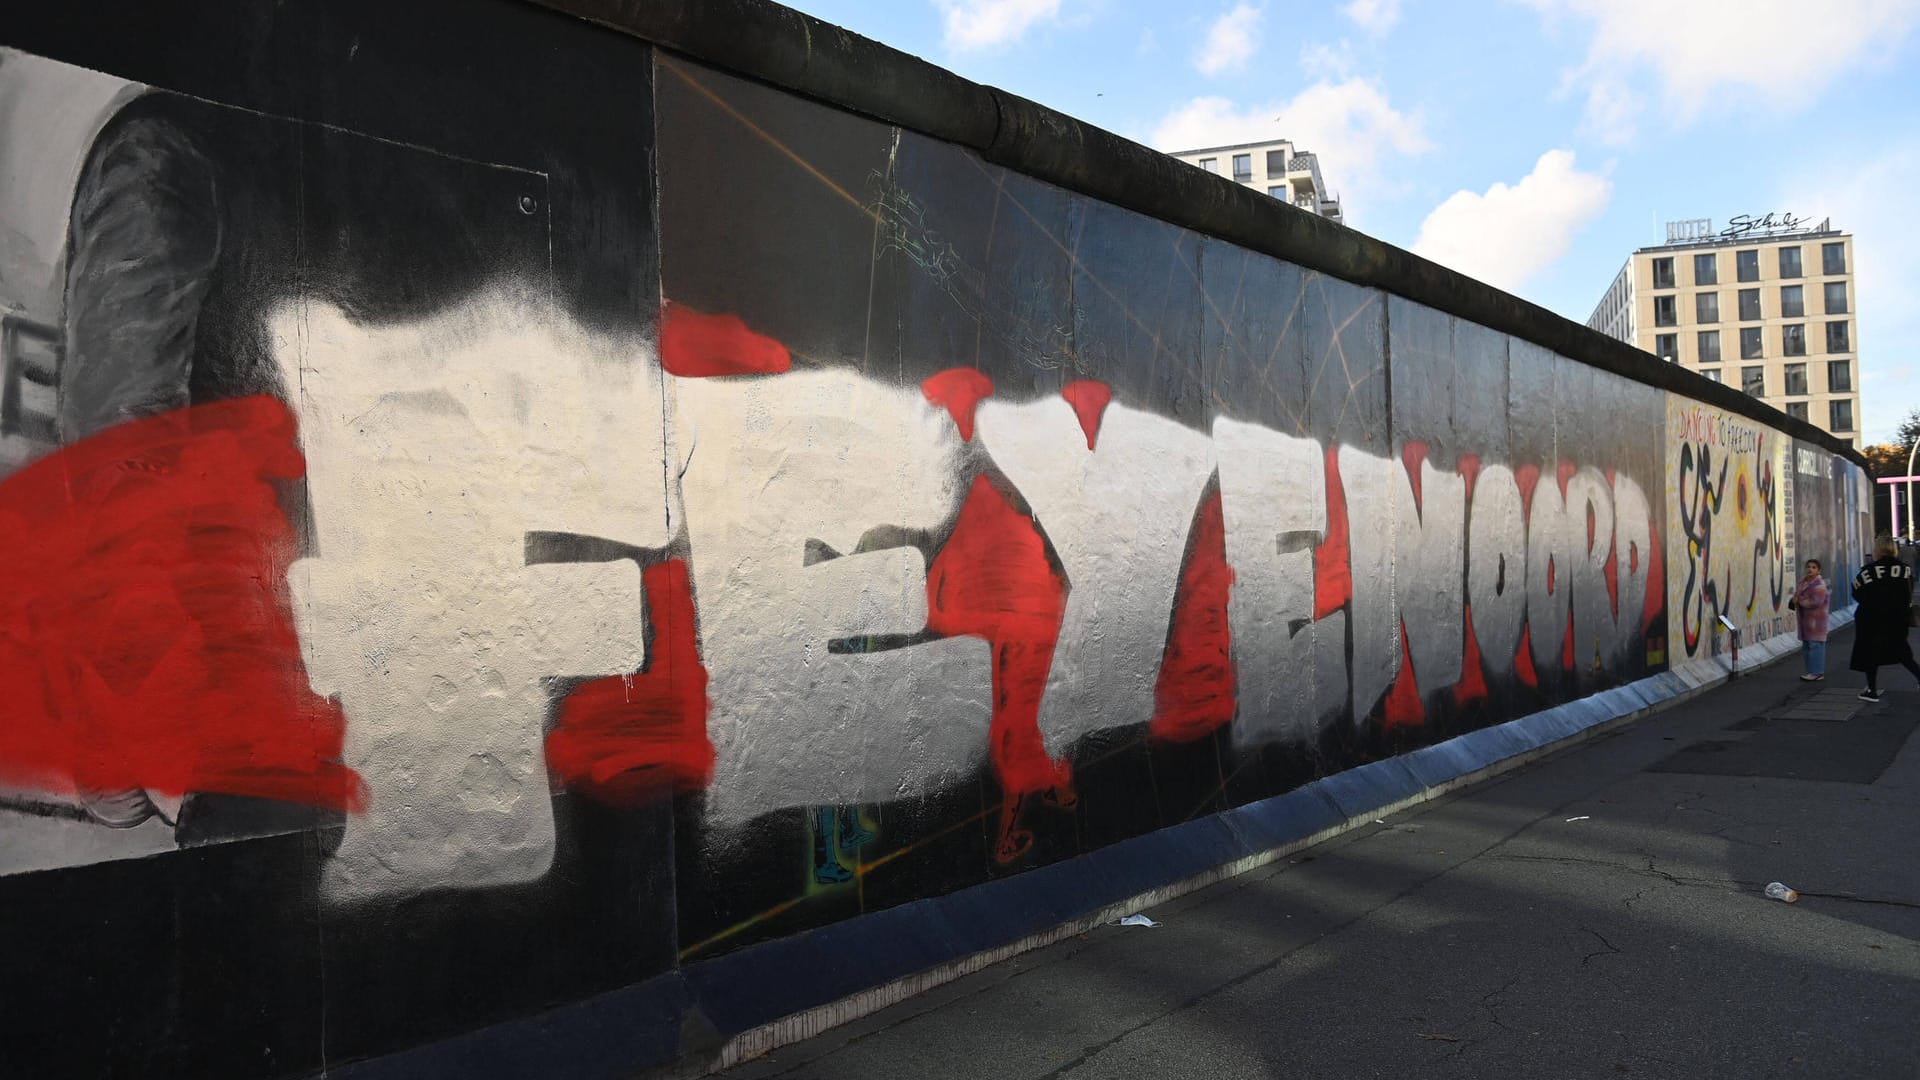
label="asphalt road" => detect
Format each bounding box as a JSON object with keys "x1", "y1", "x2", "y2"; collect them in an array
[{"x1": 721, "y1": 623, "x2": 1920, "y2": 1080}]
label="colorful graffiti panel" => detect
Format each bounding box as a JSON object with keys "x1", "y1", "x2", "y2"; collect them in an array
[{"x1": 1667, "y1": 396, "x2": 1792, "y2": 660}]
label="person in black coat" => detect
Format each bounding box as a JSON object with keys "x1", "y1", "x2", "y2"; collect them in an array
[{"x1": 1849, "y1": 537, "x2": 1919, "y2": 702}]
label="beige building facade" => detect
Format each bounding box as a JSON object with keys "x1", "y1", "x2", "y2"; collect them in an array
[
  {"x1": 1168, "y1": 138, "x2": 1343, "y2": 223},
  {"x1": 1587, "y1": 219, "x2": 1860, "y2": 446}
]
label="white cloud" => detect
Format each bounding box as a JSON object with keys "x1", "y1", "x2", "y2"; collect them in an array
[
  {"x1": 1788, "y1": 139, "x2": 1920, "y2": 445},
  {"x1": 1150, "y1": 79, "x2": 1430, "y2": 225},
  {"x1": 935, "y1": 0, "x2": 1065, "y2": 52},
  {"x1": 1196, "y1": 5, "x2": 1263, "y2": 75},
  {"x1": 1342, "y1": 0, "x2": 1403, "y2": 34},
  {"x1": 1299, "y1": 39, "x2": 1356, "y2": 78},
  {"x1": 1521, "y1": 0, "x2": 1920, "y2": 139},
  {"x1": 1411, "y1": 150, "x2": 1610, "y2": 295}
]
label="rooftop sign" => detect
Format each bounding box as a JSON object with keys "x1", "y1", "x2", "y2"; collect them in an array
[{"x1": 1664, "y1": 212, "x2": 1832, "y2": 245}]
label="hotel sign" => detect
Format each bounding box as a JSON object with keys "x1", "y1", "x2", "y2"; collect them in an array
[
  {"x1": 1664, "y1": 218, "x2": 1713, "y2": 243},
  {"x1": 1664, "y1": 212, "x2": 1829, "y2": 245}
]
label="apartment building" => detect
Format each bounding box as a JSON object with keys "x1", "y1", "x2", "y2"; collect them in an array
[
  {"x1": 1167, "y1": 138, "x2": 1343, "y2": 223},
  {"x1": 1587, "y1": 217, "x2": 1860, "y2": 445}
]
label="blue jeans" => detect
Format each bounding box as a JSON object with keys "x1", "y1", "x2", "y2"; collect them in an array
[{"x1": 1802, "y1": 639, "x2": 1826, "y2": 676}]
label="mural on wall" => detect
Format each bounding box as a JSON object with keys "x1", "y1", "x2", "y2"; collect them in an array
[
  {"x1": 1667, "y1": 397, "x2": 1791, "y2": 660},
  {"x1": 1792, "y1": 439, "x2": 1867, "y2": 611},
  {"x1": 0, "y1": 22, "x2": 1862, "y2": 1080}
]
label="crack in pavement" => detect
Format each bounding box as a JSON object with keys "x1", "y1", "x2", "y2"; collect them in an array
[
  {"x1": 1487, "y1": 852, "x2": 1738, "y2": 890},
  {"x1": 1578, "y1": 926, "x2": 1623, "y2": 966}
]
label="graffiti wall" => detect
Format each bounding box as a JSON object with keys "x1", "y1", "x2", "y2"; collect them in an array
[{"x1": 0, "y1": 3, "x2": 1869, "y2": 1076}]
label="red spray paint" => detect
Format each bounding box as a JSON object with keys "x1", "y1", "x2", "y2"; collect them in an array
[
  {"x1": 546, "y1": 558, "x2": 714, "y2": 804},
  {"x1": 922, "y1": 368, "x2": 994, "y2": 442},
  {"x1": 926, "y1": 476, "x2": 1071, "y2": 798},
  {"x1": 1149, "y1": 489, "x2": 1237, "y2": 744},
  {"x1": 1060, "y1": 380, "x2": 1113, "y2": 450},
  {"x1": 660, "y1": 301, "x2": 791, "y2": 377},
  {"x1": 1314, "y1": 445, "x2": 1352, "y2": 618},
  {"x1": 1381, "y1": 621, "x2": 1425, "y2": 728},
  {"x1": 926, "y1": 476, "x2": 1073, "y2": 862},
  {"x1": 0, "y1": 397, "x2": 363, "y2": 811}
]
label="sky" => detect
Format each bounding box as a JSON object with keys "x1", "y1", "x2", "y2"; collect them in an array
[{"x1": 779, "y1": 0, "x2": 1920, "y2": 445}]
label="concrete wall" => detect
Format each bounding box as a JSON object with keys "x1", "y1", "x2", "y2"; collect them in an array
[{"x1": 0, "y1": 1, "x2": 1871, "y2": 1076}]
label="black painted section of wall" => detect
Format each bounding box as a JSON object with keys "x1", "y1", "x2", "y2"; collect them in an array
[{"x1": 533, "y1": 0, "x2": 1866, "y2": 471}]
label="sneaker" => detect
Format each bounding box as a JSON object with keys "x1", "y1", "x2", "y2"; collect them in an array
[
  {"x1": 1800, "y1": 674, "x2": 1821, "y2": 681},
  {"x1": 1858, "y1": 689, "x2": 1883, "y2": 702}
]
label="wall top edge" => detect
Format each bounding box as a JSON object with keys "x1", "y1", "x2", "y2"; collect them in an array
[{"x1": 525, "y1": 0, "x2": 1870, "y2": 470}]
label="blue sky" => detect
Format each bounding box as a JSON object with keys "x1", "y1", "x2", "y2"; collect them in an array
[{"x1": 780, "y1": 0, "x2": 1920, "y2": 445}]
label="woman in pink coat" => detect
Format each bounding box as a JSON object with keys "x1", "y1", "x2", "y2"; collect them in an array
[{"x1": 1791, "y1": 559, "x2": 1830, "y2": 681}]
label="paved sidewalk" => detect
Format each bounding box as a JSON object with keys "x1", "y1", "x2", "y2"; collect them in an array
[{"x1": 722, "y1": 625, "x2": 1920, "y2": 1080}]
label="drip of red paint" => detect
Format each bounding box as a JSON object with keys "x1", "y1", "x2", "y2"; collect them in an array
[
  {"x1": 1556, "y1": 459, "x2": 1577, "y2": 496},
  {"x1": 659, "y1": 300, "x2": 791, "y2": 377},
  {"x1": 1060, "y1": 380, "x2": 1113, "y2": 450},
  {"x1": 1514, "y1": 463, "x2": 1541, "y2": 517},
  {"x1": 1149, "y1": 489, "x2": 1237, "y2": 744},
  {"x1": 1314, "y1": 445, "x2": 1352, "y2": 619},
  {"x1": 921, "y1": 368, "x2": 994, "y2": 442},
  {"x1": 925, "y1": 476, "x2": 1070, "y2": 798},
  {"x1": 1381, "y1": 622, "x2": 1425, "y2": 728},
  {"x1": 1514, "y1": 626, "x2": 1540, "y2": 687},
  {"x1": 1401, "y1": 441, "x2": 1429, "y2": 510},
  {"x1": 0, "y1": 397, "x2": 363, "y2": 811},
  {"x1": 546, "y1": 559, "x2": 714, "y2": 804},
  {"x1": 1456, "y1": 452, "x2": 1481, "y2": 501},
  {"x1": 1453, "y1": 604, "x2": 1490, "y2": 707}
]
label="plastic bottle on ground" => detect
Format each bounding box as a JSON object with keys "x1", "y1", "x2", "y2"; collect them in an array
[{"x1": 1764, "y1": 882, "x2": 1799, "y2": 903}]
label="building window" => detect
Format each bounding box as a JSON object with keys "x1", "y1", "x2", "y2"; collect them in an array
[
  {"x1": 1738, "y1": 287, "x2": 1761, "y2": 321},
  {"x1": 1693, "y1": 253, "x2": 1717, "y2": 285},
  {"x1": 1232, "y1": 154, "x2": 1252, "y2": 181},
  {"x1": 1695, "y1": 292, "x2": 1719, "y2": 323},
  {"x1": 1654, "y1": 332, "x2": 1679, "y2": 361},
  {"x1": 1697, "y1": 330, "x2": 1721, "y2": 364},
  {"x1": 1828, "y1": 359, "x2": 1852, "y2": 392},
  {"x1": 1779, "y1": 246, "x2": 1802, "y2": 278},
  {"x1": 1780, "y1": 284, "x2": 1804, "y2": 318},
  {"x1": 1823, "y1": 280, "x2": 1848, "y2": 314},
  {"x1": 1736, "y1": 249, "x2": 1759, "y2": 282},
  {"x1": 1786, "y1": 402, "x2": 1809, "y2": 422},
  {"x1": 1652, "y1": 257, "x2": 1675, "y2": 289},
  {"x1": 1829, "y1": 399, "x2": 1854, "y2": 433},
  {"x1": 1702, "y1": 368, "x2": 1723, "y2": 383},
  {"x1": 1741, "y1": 366, "x2": 1764, "y2": 396},
  {"x1": 1266, "y1": 150, "x2": 1288, "y2": 177},
  {"x1": 1826, "y1": 320, "x2": 1849, "y2": 353},
  {"x1": 1739, "y1": 326, "x2": 1763, "y2": 359},
  {"x1": 1268, "y1": 185, "x2": 1285, "y2": 198},
  {"x1": 1654, "y1": 295, "x2": 1677, "y2": 326},
  {"x1": 1782, "y1": 323, "x2": 1806, "y2": 356},
  {"x1": 1822, "y1": 241, "x2": 1846, "y2": 275},
  {"x1": 1200, "y1": 157, "x2": 1218, "y2": 173},
  {"x1": 1784, "y1": 362, "x2": 1808, "y2": 395}
]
